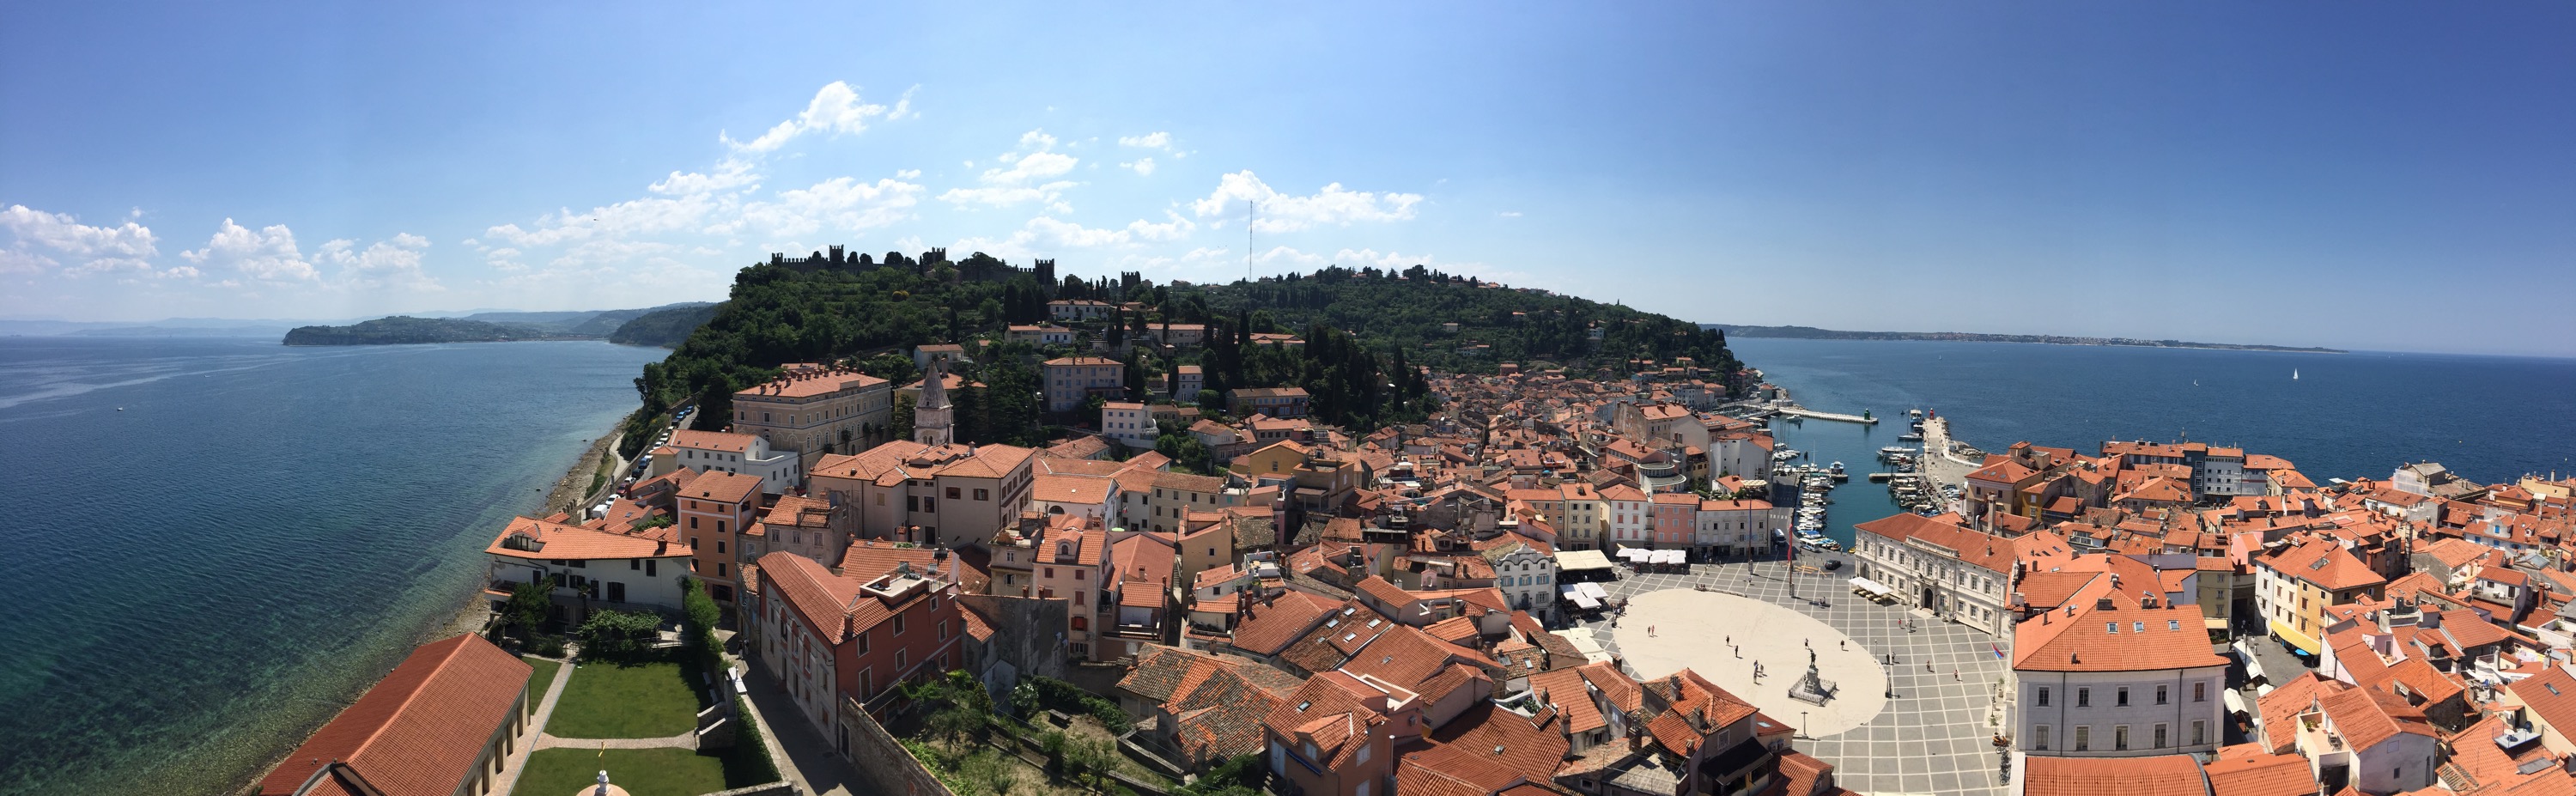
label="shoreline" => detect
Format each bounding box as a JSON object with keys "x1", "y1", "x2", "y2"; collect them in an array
[{"x1": 235, "y1": 409, "x2": 641, "y2": 796}]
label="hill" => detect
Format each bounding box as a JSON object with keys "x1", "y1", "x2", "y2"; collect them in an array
[
  {"x1": 282, "y1": 316, "x2": 591, "y2": 345},
  {"x1": 609, "y1": 303, "x2": 722, "y2": 347},
  {"x1": 1704, "y1": 323, "x2": 2343, "y2": 353},
  {"x1": 620, "y1": 250, "x2": 1744, "y2": 459},
  {"x1": 279, "y1": 303, "x2": 716, "y2": 346}
]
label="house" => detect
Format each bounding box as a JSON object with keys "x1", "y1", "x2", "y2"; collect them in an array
[
  {"x1": 1101, "y1": 401, "x2": 1157, "y2": 450},
  {"x1": 255, "y1": 634, "x2": 533, "y2": 796},
  {"x1": 757, "y1": 494, "x2": 848, "y2": 568},
  {"x1": 2014, "y1": 580, "x2": 2230, "y2": 758},
  {"x1": 1006, "y1": 324, "x2": 1075, "y2": 346},
  {"x1": 483, "y1": 516, "x2": 693, "y2": 621},
  {"x1": 1042, "y1": 357, "x2": 1127, "y2": 413},
  {"x1": 805, "y1": 440, "x2": 1038, "y2": 550},
  {"x1": 1229, "y1": 386, "x2": 1311, "y2": 418},
  {"x1": 1171, "y1": 365, "x2": 1206, "y2": 403},
  {"x1": 1114, "y1": 647, "x2": 1303, "y2": 769},
  {"x1": 653, "y1": 429, "x2": 803, "y2": 495},
  {"x1": 746, "y1": 543, "x2": 966, "y2": 754},
  {"x1": 913, "y1": 343, "x2": 969, "y2": 373},
  {"x1": 1150, "y1": 471, "x2": 1229, "y2": 533},
  {"x1": 1032, "y1": 523, "x2": 1109, "y2": 659},
  {"x1": 2252, "y1": 537, "x2": 2388, "y2": 654},
  {"x1": 677, "y1": 471, "x2": 765, "y2": 602},
  {"x1": 730, "y1": 366, "x2": 894, "y2": 458},
  {"x1": 1266, "y1": 671, "x2": 1416, "y2": 796},
  {"x1": 1048, "y1": 299, "x2": 1116, "y2": 322}
]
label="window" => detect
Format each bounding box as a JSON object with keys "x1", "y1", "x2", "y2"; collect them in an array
[
  {"x1": 2077, "y1": 688, "x2": 2090, "y2": 708},
  {"x1": 2195, "y1": 683, "x2": 2208, "y2": 702},
  {"x1": 2154, "y1": 724, "x2": 2167, "y2": 748},
  {"x1": 1045, "y1": 568, "x2": 1056, "y2": 578},
  {"x1": 717, "y1": 562, "x2": 728, "y2": 576},
  {"x1": 630, "y1": 559, "x2": 641, "y2": 571},
  {"x1": 896, "y1": 648, "x2": 907, "y2": 669},
  {"x1": 892, "y1": 614, "x2": 906, "y2": 635},
  {"x1": 2191, "y1": 720, "x2": 2206, "y2": 746},
  {"x1": 975, "y1": 489, "x2": 989, "y2": 501},
  {"x1": 2033, "y1": 726, "x2": 2050, "y2": 750},
  {"x1": 690, "y1": 517, "x2": 700, "y2": 529},
  {"x1": 1358, "y1": 744, "x2": 1371, "y2": 764},
  {"x1": 1075, "y1": 591, "x2": 1085, "y2": 606},
  {"x1": 2037, "y1": 687, "x2": 2050, "y2": 707},
  {"x1": 1075, "y1": 569, "x2": 1086, "y2": 580},
  {"x1": 2117, "y1": 687, "x2": 2129, "y2": 708},
  {"x1": 2114, "y1": 726, "x2": 2129, "y2": 750},
  {"x1": 856, "y1": 630, "x2": 870, "y2": 654},
  {"x1": 2156, "y1": 685, "x2": 2168, "y2": 706},
  {"x1": 2075, "y1": 726, "x2": 2090, "y2": 751},
  {"x1": 1356, "y1": 781, "x2": 1370, "y2": 796},
  {"x1": 947, "y1": 487, "x2": 961, "y2": 500},
  {"x1": 646, "y1": 560, "x2": 656, "y2": 577}
]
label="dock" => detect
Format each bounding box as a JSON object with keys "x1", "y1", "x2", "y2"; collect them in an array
[{"x1": 1775, "y1": 406, "x2": 1879, "y2": 425}]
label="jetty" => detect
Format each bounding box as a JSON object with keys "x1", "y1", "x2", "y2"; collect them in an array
[{"x1": 1775, "y1": 406, "x2": 1879, "y2": 425}]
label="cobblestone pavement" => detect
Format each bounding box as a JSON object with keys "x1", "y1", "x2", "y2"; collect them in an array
[{"x1": 1574, "y1": 557, "x2": 2012, "y2": 796}]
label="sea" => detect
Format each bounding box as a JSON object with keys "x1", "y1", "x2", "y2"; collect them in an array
[
  {"x1": 1724, "y1": 338, "x2": 2576, "y2": 549},
  {"x1": 0, "y1": 336, "x2": 668, "y2": 796}
]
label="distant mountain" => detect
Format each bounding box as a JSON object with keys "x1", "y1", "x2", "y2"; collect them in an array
[
  {"x1": 608, "y1": 303, "x2": 722, "y2": 347},
  {"x1": 283, "y1": 317, "x2": 597, "y2": 346},
  {"x1": 279, "y1": 303, "x2": 716, "y2": 346},
  {"x1": 1702, "y1": 324, "x2": 2343, "y2": 354}
]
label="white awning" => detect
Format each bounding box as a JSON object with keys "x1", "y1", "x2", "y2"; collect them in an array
[
  {"x1": 1579, "y1": 582, "x2": 1611, "y2": 600},
  {"x1": 1570, "y1": 592, "x2": 1601, "y2": 609},
  {"x1": 2222, "y1": 689, "x2": 2249, "y2": 714},
  {"x1": 1849, "y1": 577, "x2": 1894, "y2": 598},
  {"x1": 1556, "y1": 550, "x2": 1615, "y2": 571},
  {"x1": 1656, "y1": 550, "x2": 1685, "y2": 564}
]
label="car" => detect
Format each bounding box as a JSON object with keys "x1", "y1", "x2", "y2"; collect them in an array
[{"x1": 1823, "y1": 559, "x2": 1844, "y2": 571}]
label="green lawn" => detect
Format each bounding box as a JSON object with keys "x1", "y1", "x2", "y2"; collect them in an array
[
  {"x1": 523, "y1": 655, "x2": 564, "y2": 705},
  {"x1": 516, "y1": 748, "x2": 735, "y2": 796},
  {"x1": 546, "y1": 660, "x2": 702, "y2": 738}
]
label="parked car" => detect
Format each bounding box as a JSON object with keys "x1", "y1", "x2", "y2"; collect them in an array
[{"x1": 1824, "y1": 559, "x2": 1844, "y2": 571}]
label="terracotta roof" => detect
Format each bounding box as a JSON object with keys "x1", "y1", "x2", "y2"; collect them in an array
[
  {"x1": 2201, "y1": 747, "x2": 2312, "y2": 796},
  {"x1": 735, "y1": 369, "x2": 887, "y2": 399},
  {"x1": 486, "y1": 516, "x2": 690, "y2": 561},
  {"x1": 1032, "y1": 474, "x2": 1113, "y2": 505},
  {"x1": 1227, "y1": 591, "x2": 1342, "y2": 656},
  {"x1": 683, "y1": 471, "x2": 765, "y2": 504},
  {"x1": 2509, "y1": 666, "x2": 2576, "y2": 738},
  {"x1": 1853, "y1": 512, "x2": 2016, "y2": 574},
  {"x1": 256, "y1": 635, "x2": 532, "y2": 796},
  {"x1": 1398, "y1": 702, "x2": 1571, "y2": 796},
  {"x1": 2257, "y1": 537, "x2": 2386, "y2": 592},
  {"x1": 2019, "y1": 754, "x2": 2210, "y2": 796},
  {"x1": 667, "y1": 428, "x2": 756, "y2": 453},
  {"x1": 2014, "y1": 581, "x2": 2227, "y2": 673}
]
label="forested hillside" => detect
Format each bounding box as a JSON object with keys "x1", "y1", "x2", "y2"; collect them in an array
[
  {"x1": 619, "y1": 252, "x2": 1742, "y2": 459},
  {"x1": 608, "y1": 303, "x2": 722, "y2": 346},
  {"x1": 283, "y1": 316, "x2": 585, "y2": 345}
]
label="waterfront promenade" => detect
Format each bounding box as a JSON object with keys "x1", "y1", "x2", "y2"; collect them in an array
[{"x1": 1918, "y1": 416, "x2": 1982, "y2": 489}]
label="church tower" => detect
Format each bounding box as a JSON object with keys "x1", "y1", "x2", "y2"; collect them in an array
[{"x1": 914, "y1": 357, "x2": 956, "y2": 446}]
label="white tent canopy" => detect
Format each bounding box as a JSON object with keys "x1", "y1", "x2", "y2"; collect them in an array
[
  {"x1": 1848, "y1": 577, "x2": 1895, "y2": 598},
  {"x1": 1556, "y1": 550, "x2": 1616, "y2": 571}
]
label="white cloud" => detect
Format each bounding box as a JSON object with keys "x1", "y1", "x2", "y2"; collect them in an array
[
  {"x1": 1119, "y1": 131, "x2": 1174, "y2": 150},
  {"x1": 886, "y1": 85, "x2": 918, "y2": 121},
  {"x1": 1121, "y1": 157, "x2": 1157, "y2": 176},
  {"x1": 1498, "y1": 210, "x2": 1522, "y2": 218},
  {"x1": 155, "y1": 265, "x2": 201, "y2": 280},
  {"x1": 317, "y1": 233, "x2": 440, "y2": 290},
  {"x1": 182, "y1": 218, "x2": 317, "y2": 281},
  {"x1": 726, "y1": 81, "x2": 907, "y2": 154},
  {"x1": 1188, "y1": 171, "x2": 1424, "y2": 232},
  {"x1": 940, "y1": 129, "x2": 1079, "y2": 209},
  {"x1": 0, "y1": 204, "x2": 161, "y2": 274},
  {"x1": 895, "y1": 168, "x2": 922, "y2": 179},
  {"x1": 649, "y1": 157, "x2": 761, "y2": 196},
  {"x1": 732, "y1": 176, "x2": 926, "y2": 236}
]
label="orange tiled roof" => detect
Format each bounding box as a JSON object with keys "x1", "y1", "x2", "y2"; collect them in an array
[
  {"x1": 2020, "y1": 754, "x2": 2209, "y2": 796},
  {"x1": 487, "y1": 516, "x2": 690, "y2": 561},
  {"x1": 256, "y1": 635, "x2": 532, "y2": 796}
]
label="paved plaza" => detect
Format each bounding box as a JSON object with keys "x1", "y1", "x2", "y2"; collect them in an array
[
  {"x1": 1575, "y1": 556, "x2": 2013, "y2": 796},
  {"x1": 1615, "y1": 589, "x2": 1888, "y2": 736}
]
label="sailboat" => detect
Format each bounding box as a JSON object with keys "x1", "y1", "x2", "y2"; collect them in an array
[{"x1": 2293, "y1": 368, "x2": 2300, "y2": 380}]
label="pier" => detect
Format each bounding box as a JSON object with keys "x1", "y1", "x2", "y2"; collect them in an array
[{"x1": 1775, "y1": 406, "x2": 1880, "y2": 425}]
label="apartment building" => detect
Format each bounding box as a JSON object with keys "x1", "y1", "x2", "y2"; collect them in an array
[
  {"x1": 805, "y1": 440, "x2": 1037, "y2": 550},
  {"x1": 677, "y1": 471, "x2": 764, "y2": 602},
  {"x1": 730, "y1": 365, "x2": 892, "y2": 458}
]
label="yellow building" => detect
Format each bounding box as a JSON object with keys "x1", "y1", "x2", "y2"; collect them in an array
[{"x1": 2251, "y1": 538, "x2": 2385, "y2": 654}]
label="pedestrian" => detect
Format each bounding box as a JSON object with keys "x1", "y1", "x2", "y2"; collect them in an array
[
  {"x1": 1725, "y1": 635, "x2": 1732, "y2": 645},
  {"x1": 1839, "y1": 640, "x2": 1846, "y2": 650},
  {"x1": 1926, "y1": 661, "x2": 1934, "y2": 672},
  {"x1": 1953, "y1": 669, "x2": 1960, "y2": 682}
]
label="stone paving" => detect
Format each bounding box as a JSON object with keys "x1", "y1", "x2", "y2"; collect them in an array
[{"x1": 1575, "y1": 556, "x2": 2012, "y2": 796}]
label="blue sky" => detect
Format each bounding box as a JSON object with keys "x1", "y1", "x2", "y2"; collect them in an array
[{"x1": 3, "y1": 3, "x2": 2571, "y2": 355}]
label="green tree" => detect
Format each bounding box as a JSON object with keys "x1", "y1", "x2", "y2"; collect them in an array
[
  {"x1": 574, "y1": 609, "x2": 661, "y2": 662},
  {"x1": 503, "y1": 579, "x2": 552, "y2": 640},
  {"x1": 890, "y1": 392, "x2": 917, "y2": 441}
]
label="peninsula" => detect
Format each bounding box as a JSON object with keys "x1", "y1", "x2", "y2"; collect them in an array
[
  {"x1": 281, "y1": 302, "x2": 714, "y2": 346},
  {"x1": 1703, "y1": 323, "x2": 2345, "y2": 353}
]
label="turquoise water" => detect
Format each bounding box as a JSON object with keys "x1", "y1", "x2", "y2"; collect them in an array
[
  {"x1": 1731, "y1": 339, "x2": 2576, "y2": 547},
  {"x1": 0, "y1": 337, "x2": 666, "y2": 796}
]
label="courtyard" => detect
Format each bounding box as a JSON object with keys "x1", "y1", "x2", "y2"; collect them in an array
[{"x1": 1574, "y1": 556, "x2": 2014, "y2": 796}]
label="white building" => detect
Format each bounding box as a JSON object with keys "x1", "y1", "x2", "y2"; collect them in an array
[
  {"x1": 1102, "y1": 401, "x2": 1157, "y2": 450},
  {"x1": 484, "y1": 517, "x2": 694, "y2": 617},
  {"x1": 1032, "y1": 474, "x2": 1117, "y2": 522},
  {"x1": 1601, "y1": 483, "x2": 1649, "y2": 548},
  {"x1": 654, "y1": 429, "x2": 802, "y2": 495},
  {"x1": 1851, "y1": 512, "x2": 2014, "y2": 635},
  {"x1": 2014, "y1": 582, "x2": 2229, "y2": 759},
  {"x1": 1482, "y1": 538, "x2": 1558, "y2": 621},
  {"x1": 1693, "y1": 499, "x2": 1783, "y2": 556}
]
